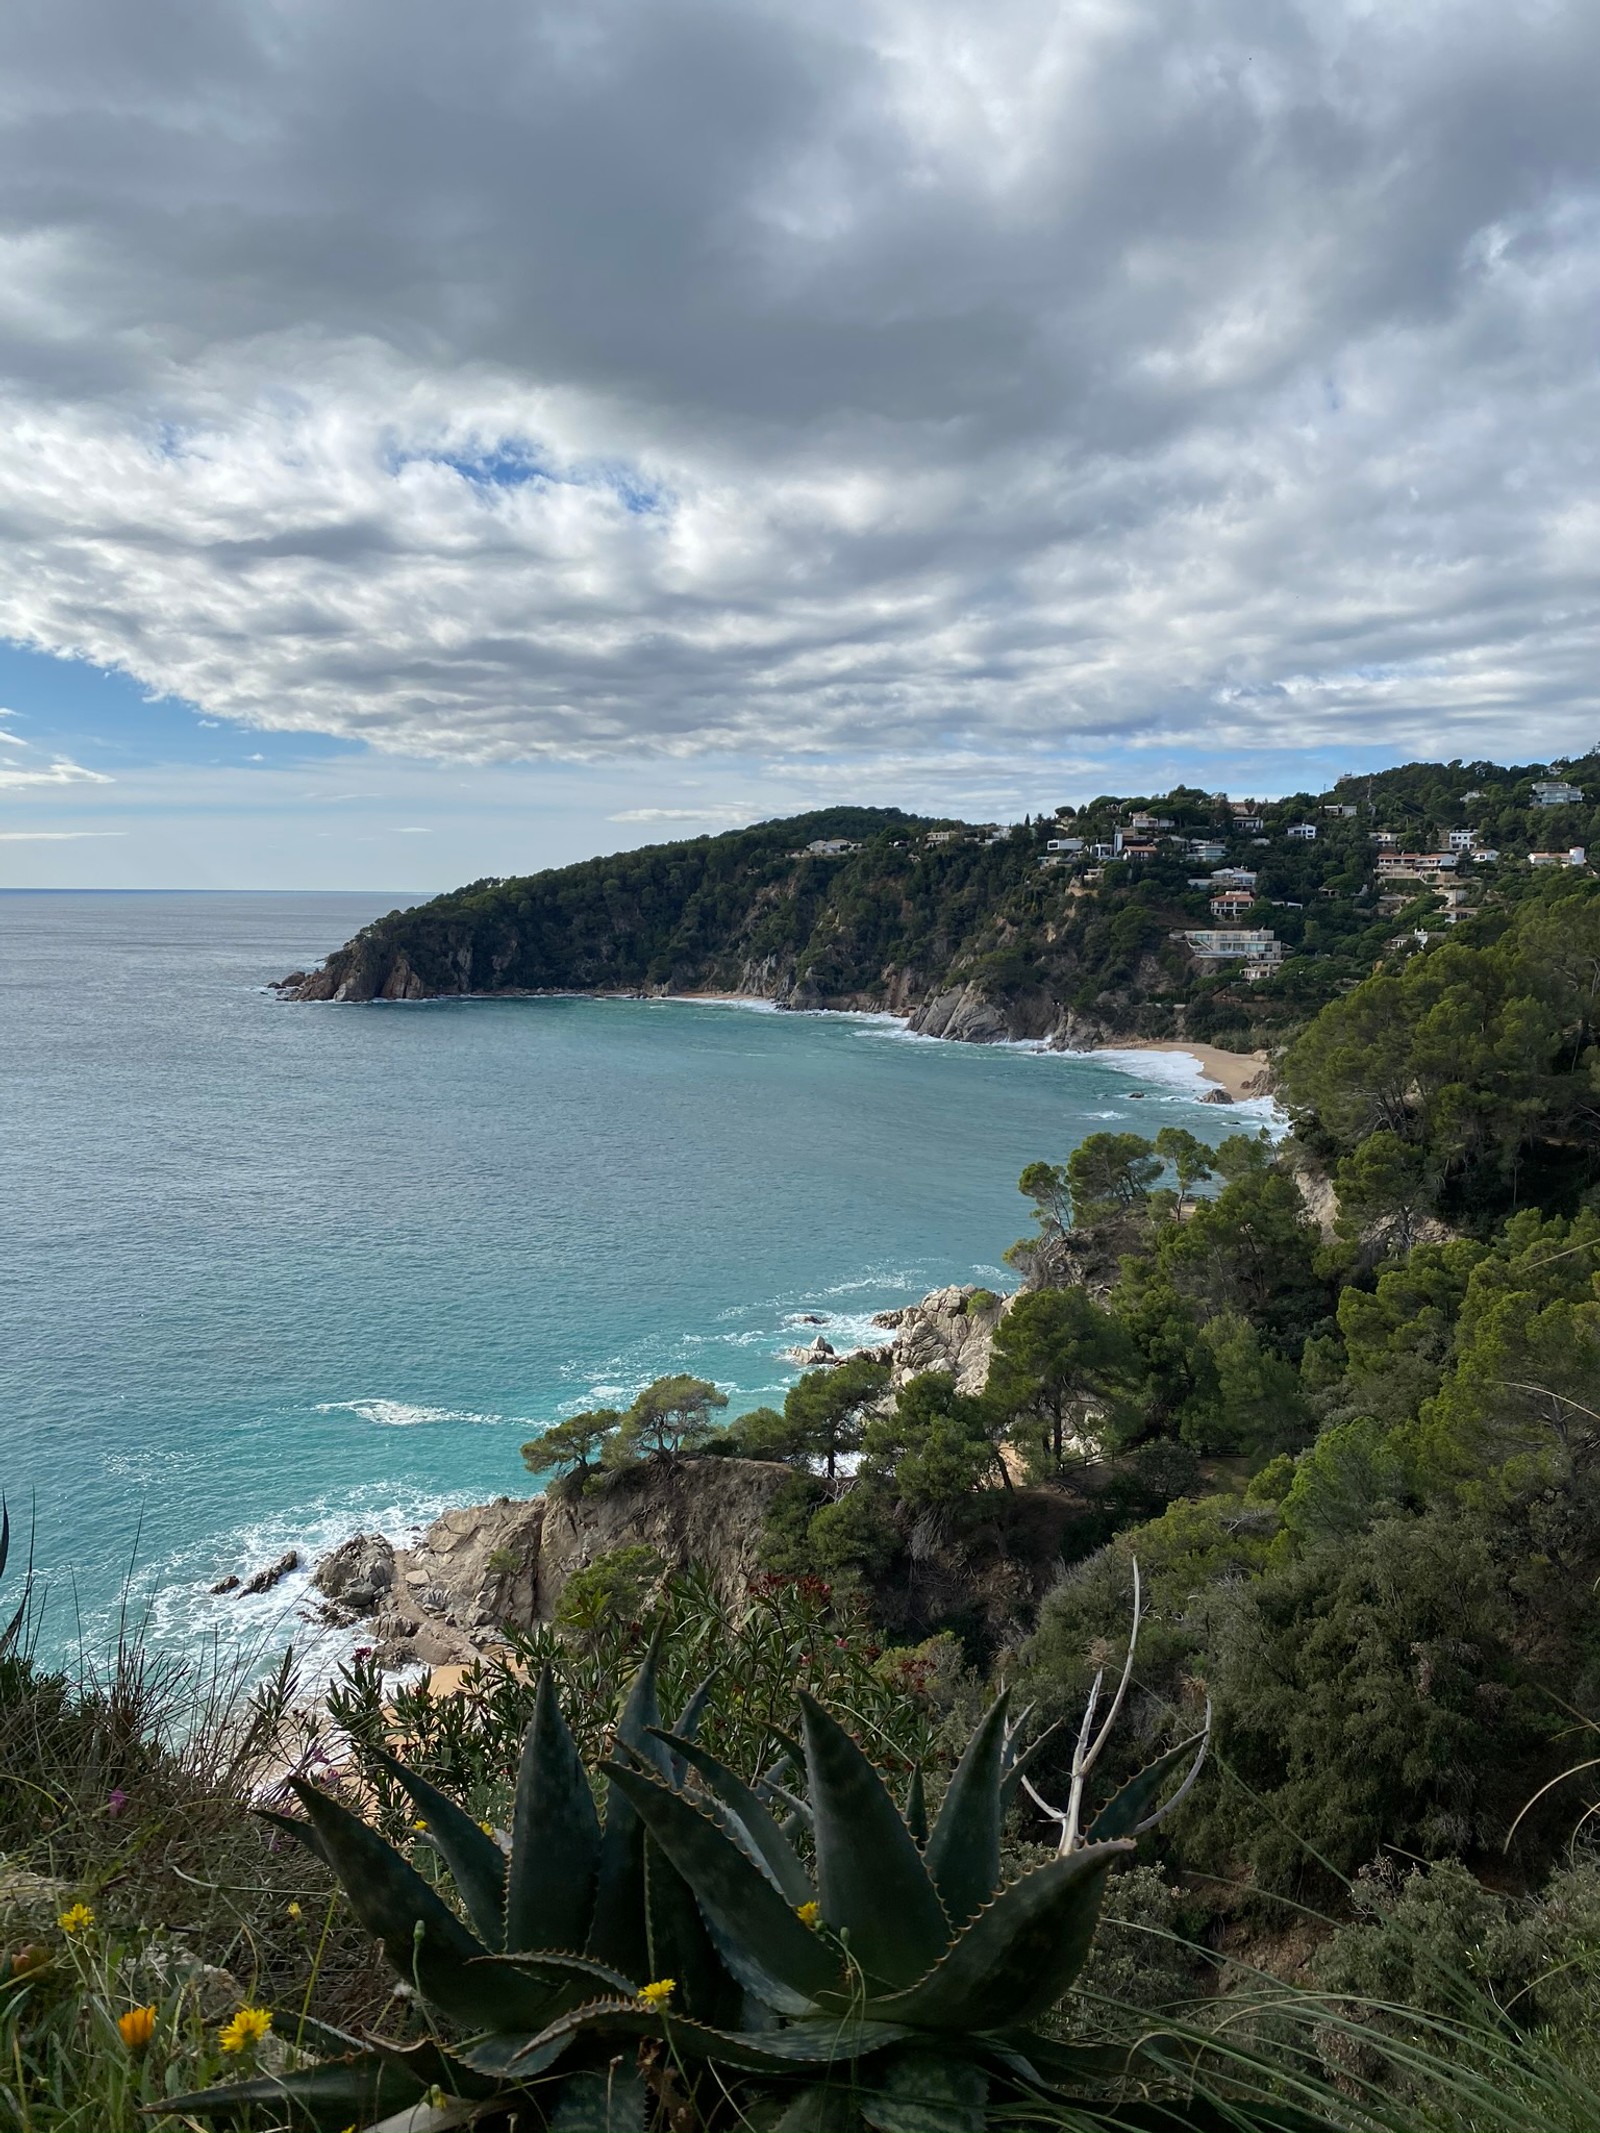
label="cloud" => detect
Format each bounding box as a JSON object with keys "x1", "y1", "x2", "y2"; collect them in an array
[
  {"x1": 0, "y1": 829, "x2": 124, "y2": 840},
  {"x1": 0, "y1": 0, "x2": 1595, "y2": 770},
  {"x1": 0, "y1": 755, "x2": 112, "y2": 788},
  {"x1": 609, "y1": 806, "x2": 759, "y2": 824}
]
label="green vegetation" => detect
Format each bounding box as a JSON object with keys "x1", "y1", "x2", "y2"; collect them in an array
[
  {"x1": 20, "y1": 748, "x2": 1600, "y2": 2125},
  {"x1": 168, "y1": 1632, "x2": 1225, "y2": 2130},
  {"x1": 522, "y1": 1376, "x2": 729, "y2": 1493},
  {"x1": 293, "y1": 749, "x2": 1600, "y2": 1064}
]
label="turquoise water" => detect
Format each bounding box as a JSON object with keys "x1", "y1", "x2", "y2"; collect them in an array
[{"x1": 1, "y1": 892, "x2": 1273, "y2": 1670}]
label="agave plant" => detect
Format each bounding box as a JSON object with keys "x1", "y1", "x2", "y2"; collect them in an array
[{"x1": 162, "y1": 1583, "x2": 1298, "y2": 2133}]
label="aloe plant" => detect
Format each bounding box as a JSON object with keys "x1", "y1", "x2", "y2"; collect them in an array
[{"x1": 163, "y1": 1589, "x2": 1326, "y2": 2131}]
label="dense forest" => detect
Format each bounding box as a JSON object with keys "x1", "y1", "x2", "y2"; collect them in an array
[{"x1": 287, "y1": 751, "x2": 1600, "y2": 1056}]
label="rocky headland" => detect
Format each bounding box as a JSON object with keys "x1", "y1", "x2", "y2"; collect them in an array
[{"x1": 303, "y1": 1281, "x2": 1096, "y2": 1670}]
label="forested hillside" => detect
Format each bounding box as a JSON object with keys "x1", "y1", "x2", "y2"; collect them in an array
[{"x1": 285, "y1": 753, "x2": 1600, "y2": 1056}]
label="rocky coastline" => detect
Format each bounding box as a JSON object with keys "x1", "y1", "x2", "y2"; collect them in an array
[
  {"x1": 274, "y1": 959, "x2": 1273, "y2": 1099},
  {"x1": 296, "y1": 1282, "x2": 1027, "y2": 1673}
]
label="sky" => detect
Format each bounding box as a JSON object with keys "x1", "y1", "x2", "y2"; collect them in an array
[{"x1": 0, "y1": 0, "x2": 1596, "y2": 889}]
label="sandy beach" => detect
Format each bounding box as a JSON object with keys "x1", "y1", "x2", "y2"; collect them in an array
[{"x1": 1104, "y1": 1039, "x2": 1273, "y2": 1100}]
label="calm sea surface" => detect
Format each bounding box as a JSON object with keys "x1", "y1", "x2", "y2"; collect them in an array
[{"x1": 0, "y1": 892, "x2": 1273, "y2": 1669}]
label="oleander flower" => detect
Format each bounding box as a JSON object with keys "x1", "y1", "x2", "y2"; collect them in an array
[
  {"x1": 636, "y1": 1978, "x2": 676, "y2": 2006},
  {"x1": 219, "y1": 2006, "x2": 273, "y2": 2053},
  {"x1": 795, "y1": 1899, "x2": 821, "y2": 1926},
  {"x1": 118, "y1": 2005, "x2": 157, "y2": 2049},
  {"x1": 57, "y1": 1903, "x2": 94, "y2": 1936}
]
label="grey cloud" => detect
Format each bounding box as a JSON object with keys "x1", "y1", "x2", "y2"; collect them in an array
[{"x1": 0, "y1": 0, "x2": 1594, "y2": 765}]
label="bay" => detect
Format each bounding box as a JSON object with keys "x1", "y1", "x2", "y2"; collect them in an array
[{"x1": 0, "y1": 890, "x2": 1273, "y2": 1669}]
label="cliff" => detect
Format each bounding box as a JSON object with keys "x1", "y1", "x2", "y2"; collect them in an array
[{"x1": 314, "y1": 1456, "x2": 796, "y2": 1670}]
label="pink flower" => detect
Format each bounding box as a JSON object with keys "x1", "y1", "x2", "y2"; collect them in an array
[{"x1": 107, "y1": 1789, "x2": 128, "y2": 1818}]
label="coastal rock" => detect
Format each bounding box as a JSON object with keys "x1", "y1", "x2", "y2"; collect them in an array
[
  {"x1": 1200, "y1": 1087, "x2": 1234, "y2": 1105},
  {"x1": 783, "y1": 1334, "x2": 837, "y2": 1366},
  {"x1": 879, "y1": 1284, "x2": 1006, "y2": 1397},
  {"x1": 534, "y1": 1457, "x2": 792, "y2": 1616},
  {"x1": 315, "y1": 1460, "x2": 793, "y2": 1669},
  {"x1": 312, "y1": 1533, "x2": 396, "y2": 1613},
  {"x1": 907, "y1": 984, "x2": 1013, "y2": 1044},
  {"x1": 240, "y1": 1550, "x2": 299, "y2": 1596}
]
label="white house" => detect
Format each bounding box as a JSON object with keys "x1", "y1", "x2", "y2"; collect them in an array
[
  {"x1": 1529, "y1": 847, "x2": 1587, "y2": 868},
  {"x1": 1533, "y1": 780, "x2": 1584, "y2": 807},
  {"x1": 1286, "y1": 823, "x2": 1318, "y2": 841},
  {"x1": 1447, "y1": 829, "x2": 1476, "y2": 851}
]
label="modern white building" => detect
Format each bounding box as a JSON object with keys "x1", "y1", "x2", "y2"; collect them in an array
[
  {"x1": 1176, "y1": 928, "x2": 1284, "y2": 969},
  {"x1": 1533, "y1": 780, "x2": 1584, "y2": 807},
  {"x1": 1286, "y1": 823, "x2": 1318, "y2": 841}
]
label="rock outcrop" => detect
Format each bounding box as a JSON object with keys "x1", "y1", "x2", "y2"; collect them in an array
[
  {"x1": 313, "y1": 1458, "x2": 793, "y2": 1672},
  {"x1": 873, "y1": 1284, "x2": 1007, "y2": 1396}
]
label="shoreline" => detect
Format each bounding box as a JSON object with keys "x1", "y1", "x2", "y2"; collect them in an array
[
  {"x1": 1090, "y1": 1038, "x2": 1272, "y2": 1101},
  {"x1": 663, "y1": 992, "x2": 1273, "y2": 1101}
]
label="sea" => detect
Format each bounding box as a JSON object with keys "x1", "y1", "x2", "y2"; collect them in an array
[{"x1": 0, "y1": 891, "x2": 1278, "y2": 1675}]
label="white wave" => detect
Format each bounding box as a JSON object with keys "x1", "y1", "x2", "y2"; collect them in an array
[
  {"x1": 313, "y1": 1398, "x2": 505, "y2": 1428},
  {"x1": 72, "y1": 1483, "x2": 482, "y2": 1687}
]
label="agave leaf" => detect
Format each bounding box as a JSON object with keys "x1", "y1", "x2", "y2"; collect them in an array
[
  {"x1": 860, "y1": 2050, "x2": 987, "y2": 2133},
  {"x1": 799, "y1": 1692, "x2": 950, "y2": 1989},
  {"x1": 645, "y1": 1832, "x2": 739, "y2": 2027},
  {"x1": 469, "y1": 1948, "x2": 637, "y2": 1997},
  {"x1": 256, "y1": 1803, "x2": 333, "y2": 1868},
  {"x1": 988, "y1": 2031, "x2": 1151, "y2": 2087},
  {"x1": 489, "y1": 1995, "x2": 915, "y2": 2075},
  {"x1": 868, "y1": 1841, "x2": 1130, "y2": 2032},
  {"x1": 604, "y1": 1760, "x2": 838, "y2": 2013},
  {"x1": 506, "y1": 1667, "x2": 602, "y2": 1955},
  {"x1": 999, "y1": 1716, "x2": 1064, "y2": 1810},
  {"x1": 921, "y1": 1691, "x2": 1009, "y2": 1927},
  {"x1": 649, "y1": 1726, "x2": 812, "y2": 1905},
  {"x1": 587, "y1": 1633, "x2": 666, "y2": 1976},
  {"x1": 363, "y1": 2098, "x2": 480, "y2": 2133},
  {"x1": 366, "y1": 1743, "x2": 507, "y2": 1950},
  {"x1": 671, "y1": 1671, "x2": 716, "y2": 1753},
  {"x1": 260, "y1": 2012, "x2": 494, "y2": 2096},
  {"x1": 155, "y1": 2055, "x2": 430, "y2": 2129},
  {"x1": 284, "y1": 1780, "x2": 554, "y2": 2034},
  {"x1": 904, "y1": 1766, "x2": 928, "y2": 1848},
  {"x1": 776, "y1": 2088, "x2": 866, "y2": 2130},
  {"x1": 1085, "y1": 1735, "x2": 1204, "y2": 1844},
  {"x1": 550, "y1": 2066, "x2": 648, "y2": 2130},
  {"x1": 450, "y1": 2029, "x2": 577, "y2": 2080}
]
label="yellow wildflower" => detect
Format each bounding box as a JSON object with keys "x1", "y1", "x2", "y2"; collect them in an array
[
  {"x1": 219, "y1": 2006, "x2": 273, "y2": 2053},
  {"x1": 286, "y1": 1900, "x2": 302, "y2": 1919},
  {"x1": 796, "y1": 1900, "x2": 821, "y2": 1926},
  {"x1": 636, "y1": 1978, "x2": 676, "y2": 2007},
  {"x1": 411, "y1": 1818, "x2": 428, "y2": 1832},
  {"x1": 57, "y1": 1903, "x2": 94, "y2": 1936},
  {"x1": 479, "y1": 1821, "x2": 493, "y2": 1835},
  {"x1": 118, "y1": 2005, "x2": 157, "y2": 2050}
]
